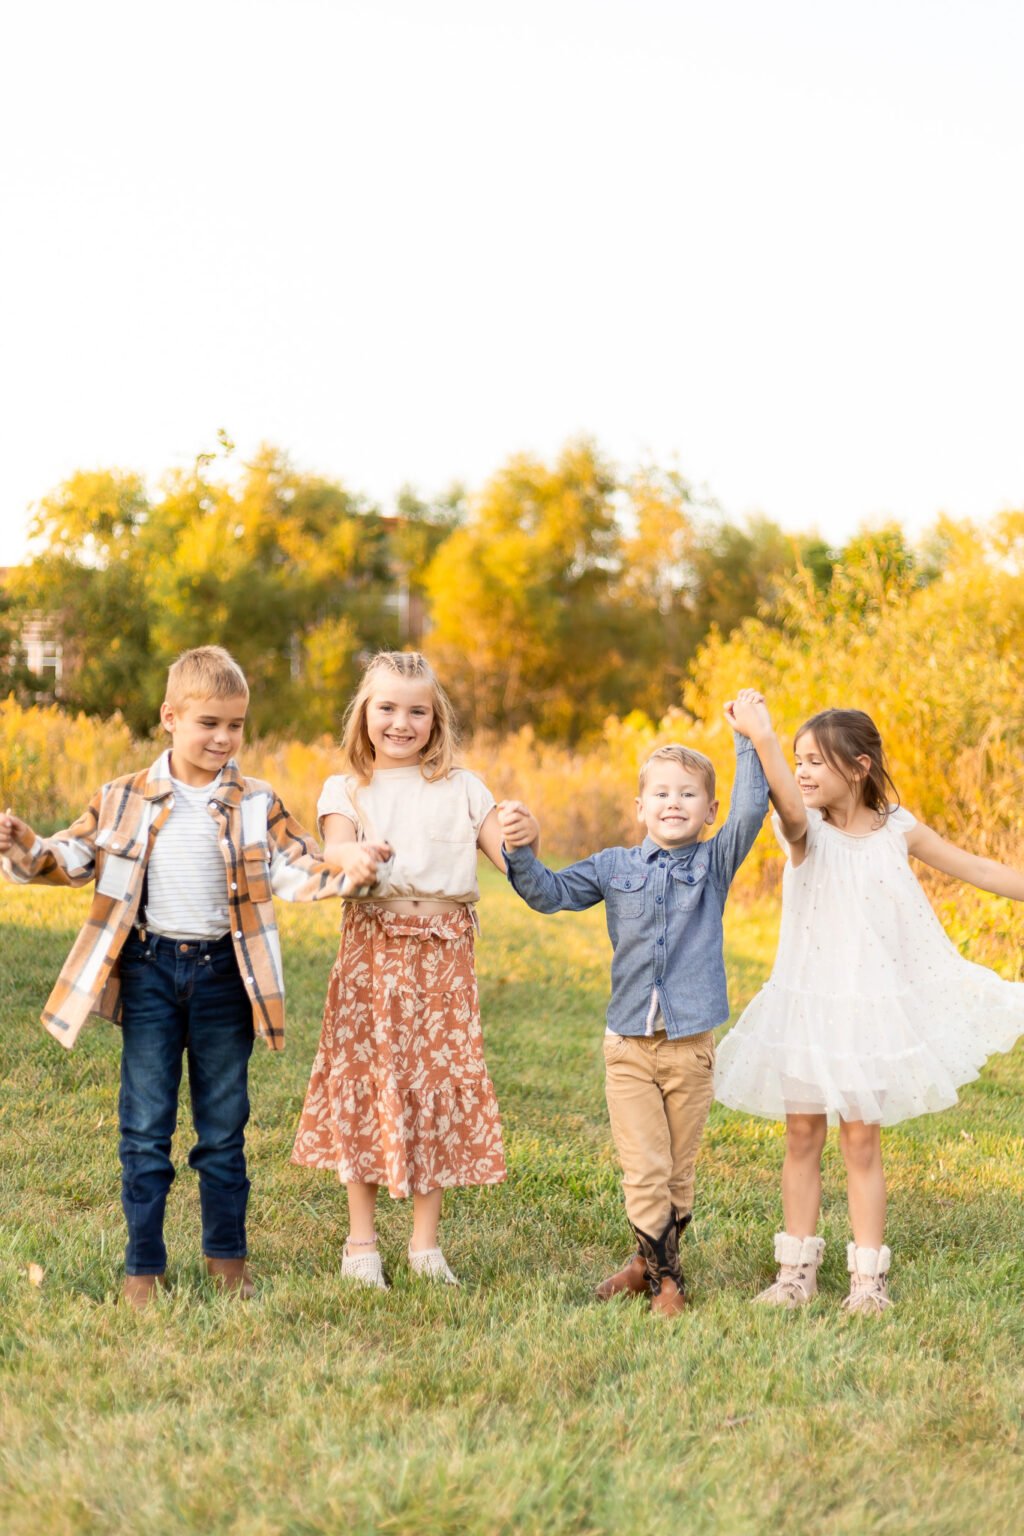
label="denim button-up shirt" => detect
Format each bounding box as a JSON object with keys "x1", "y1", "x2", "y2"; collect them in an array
[{"x1": 505, "y1": 736, "x2": 769, "y2": 1038}]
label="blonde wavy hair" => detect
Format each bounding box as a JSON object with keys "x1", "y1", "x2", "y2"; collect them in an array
[{"x1": 342, "y1": 651, "x2": 458, "y2": 783}]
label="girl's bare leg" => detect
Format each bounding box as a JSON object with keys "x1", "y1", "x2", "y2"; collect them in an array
[
  {"x1": 345, "y1": 1181, "x2": 379, "y2": 1244},
  {"x1": 781, "y1": 1113, "x2": 829, "y2": 1235},
  {"x1": 410, "y1": 1188, "x2": 443, "y2": 1252},
  {"x1": 839, "y1": 1119, "x2": 886, "y2": 1248}
]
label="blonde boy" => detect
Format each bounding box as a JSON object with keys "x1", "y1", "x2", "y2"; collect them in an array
[
  {"x1": 0, "y1": 646, "x2": 357, "y2": 1308},
  {"x1": 499, "y1": 692, "x2": 772, "y2": 1316}
]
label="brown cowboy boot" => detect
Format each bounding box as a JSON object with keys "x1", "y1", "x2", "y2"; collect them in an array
[
  {"x1": 121, "y1": 1274, "x2": 166, "y2": 1310},
  {"x1": 205, "y1": 1256, "x2": 255, "y2": 1299},
  {"x1": 632, "y1": 1217, "x2": 688, "y2": 1318},
  {"x1": 595, "y1": 1249, "x2": 648, "y2": 1302}
]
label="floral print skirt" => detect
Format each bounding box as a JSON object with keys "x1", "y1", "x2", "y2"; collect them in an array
[{"x1": 292, "y1": 903, "x2": 507, "y2": 1197}]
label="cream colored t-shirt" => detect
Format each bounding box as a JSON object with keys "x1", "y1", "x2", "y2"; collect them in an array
[{"x1": 317, "y1": 766, "x2": 496, "y2": 904}]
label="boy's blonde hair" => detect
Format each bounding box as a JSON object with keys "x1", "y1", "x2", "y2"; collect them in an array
[
  {"x1": 638, "y1": 744, "x2": 716, "y2": 799},
  {"x1": 342, "y1": 651, "x2": 458, "y2": 784},
  {"x1": 165, "y1": 646, "x2": 249, "y2": 709}
]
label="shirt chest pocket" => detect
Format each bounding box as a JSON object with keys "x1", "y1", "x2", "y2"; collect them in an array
[
  {"x1": 96, "y1": 842, "x2": 144, "y2": 901},
  {"x1": 427, "y1": 803, "x2": 476, "y2": 844},
  {"x1": 243, "y1": 845, "x2": 273, "y2": 904},
  {"x1": 608, "y1": 872, "x2": 648, "y2": 920},
  {"x1": 670, "y1": 863, "x2": 709, "y2": 912}
]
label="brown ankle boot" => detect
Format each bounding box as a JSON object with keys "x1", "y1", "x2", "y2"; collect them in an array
[
  {"x1": 205, "y1": 1256, "x2": 255, "y2": 1299},
  {"x1": 632, "y1": 1217, "x2": 688, "y2": 1319},
  {"x1": 595, "y1": 1249, "x2": 648, "y2": 1302},
  {"x1": 121, "y1": 1274, "x2": 165, "y2": 1310}
]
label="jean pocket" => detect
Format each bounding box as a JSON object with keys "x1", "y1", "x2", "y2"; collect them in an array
[
  {"x1": 118, "y1": 938, "x2": 149, "y2": 972},
  {"x1": 207, "y1": 945, "x2": 242, "y2": 981}
]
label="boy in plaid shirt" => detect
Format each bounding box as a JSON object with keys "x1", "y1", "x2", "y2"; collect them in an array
[{"x1": 0, "y1": 647, "x2": 380, "y2": 1308}]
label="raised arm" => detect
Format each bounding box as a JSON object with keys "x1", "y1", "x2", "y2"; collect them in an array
[
  {"x1": 726, "y1": 691, "x2": 807, "y2": 847},
  {"x1": 904, "y1": 821, "x2": 1024, "y2": 900}
]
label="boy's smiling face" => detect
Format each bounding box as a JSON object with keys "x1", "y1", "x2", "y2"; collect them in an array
[
  {"x1": 636, "y1": 761, "x2": 718, "y2": 849},
  {"x1": 160, "y1": 693, "x2": 249, "y2": 787}
]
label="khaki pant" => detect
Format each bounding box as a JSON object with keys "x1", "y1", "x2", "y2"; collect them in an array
[{"x1": 603, "y1": 1029, "x2": 716, "y2": 1235}]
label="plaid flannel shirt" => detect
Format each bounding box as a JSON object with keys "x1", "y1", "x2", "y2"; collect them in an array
[{"x1": 1, "y1": 752, "x2": 348, "y2": 1051}]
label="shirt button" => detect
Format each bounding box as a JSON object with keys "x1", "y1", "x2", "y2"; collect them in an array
[
  {"x1": 231, "y1": 882, "x2": 238, "y2": 891},
  {"x1": 656, "y1": 896, "x2": 663, "y2": 904},
  {"x1": 657, "y1": 937, "x2": 664, "y2": 945},
  {"x1": 179, "y1": 944, "x2": 188, "y2": 953},
  {"x1": 624, "y1": 881, "x2": 632, "y2": 888},
  {"x1": 234, "y1": 931, "x2": 242, "y2": 939},
  {"x1": 246, "y1": 976, "x2": 254, "y2": 986},
  {"x1": 655, "y1": 977, "x2": 662, "y2": 986}
]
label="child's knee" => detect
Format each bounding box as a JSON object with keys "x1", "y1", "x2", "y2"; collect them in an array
[
  {"x1": 786, "y1": 1115, "x2": 827, "y2": 1160},
  {"x1": 839, "y1": 1120, "x2": 881, "y2": 1170}
]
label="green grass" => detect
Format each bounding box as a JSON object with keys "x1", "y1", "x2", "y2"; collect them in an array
[{"x1": 1, "y1": 869, "x2": 1022, "y2": 1535}]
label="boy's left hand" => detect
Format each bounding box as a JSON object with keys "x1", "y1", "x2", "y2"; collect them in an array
[
  {"x1": 497, "y1": 800, "x2": 539, "y2": 850},
  {"x1": 724, "y1": 689, "x2": 774, "y2": 740}
]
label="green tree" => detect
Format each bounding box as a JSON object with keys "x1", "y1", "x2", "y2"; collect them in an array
[
  {"x1": 425, "y1": 439, "x2": 622, "y2": 737},
  {"x1": 12, "y1": 470, "x2": 154, "y2": 731}
]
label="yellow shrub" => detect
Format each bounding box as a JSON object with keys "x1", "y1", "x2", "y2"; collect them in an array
[{"x1": 0, "y1": 697, "x2": 142, "y2": 830}]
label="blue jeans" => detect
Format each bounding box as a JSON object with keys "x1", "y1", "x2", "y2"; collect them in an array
[{"x1": 118, "y1": 932, "x2": 255, "y2": 1275}]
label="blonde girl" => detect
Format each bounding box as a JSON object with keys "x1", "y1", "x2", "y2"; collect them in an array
[
  {"x1": 292, "y1": 651, "x2": 535, "y2": 1287},
  {"x1": 715, "y1": 705, "x2": 1024, "y2": 1314}
]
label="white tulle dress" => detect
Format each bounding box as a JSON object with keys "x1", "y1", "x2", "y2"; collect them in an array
[{"x1": 715, "y1": 806, "x2": 1024, "y2": 1126}]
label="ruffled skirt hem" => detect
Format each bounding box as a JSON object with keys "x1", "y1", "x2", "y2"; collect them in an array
[{"x1": 715, "y1": 969, "x2": 1024, "y2": 1127}]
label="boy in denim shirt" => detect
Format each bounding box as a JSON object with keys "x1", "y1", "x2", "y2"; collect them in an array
[{"x1": 499, "y1": 691, "x2": 774, "y2": 1316}]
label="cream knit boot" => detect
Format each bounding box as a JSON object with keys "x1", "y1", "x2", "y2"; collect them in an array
[
  {"x1": 753, "y1": 1232, "x2": 826, "y2": 1307},
  {"x1": 841, "y1": 1243, "x2": 892, "y2": 1315}
]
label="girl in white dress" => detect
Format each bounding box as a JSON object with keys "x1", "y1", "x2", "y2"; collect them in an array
[{"x1": 715, "y1": 702, "x2": 1024, "y2": 1314}]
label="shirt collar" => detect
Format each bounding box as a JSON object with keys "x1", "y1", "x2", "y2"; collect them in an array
[
  {"x1": 145, "y1": 749, "x2": 245, "y2": 806},
  {"x1": 640, "y1": 835, "x2": 703, "y2": 865}
]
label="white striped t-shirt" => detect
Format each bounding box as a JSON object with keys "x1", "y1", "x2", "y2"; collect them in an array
[{"x1": 145, "y1": 773, "x2": 230, "y2": 941}]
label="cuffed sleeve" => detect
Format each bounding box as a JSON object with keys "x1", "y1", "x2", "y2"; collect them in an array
[{"x1": 505, "y1": 845, "x2": 607, "y2": 913}]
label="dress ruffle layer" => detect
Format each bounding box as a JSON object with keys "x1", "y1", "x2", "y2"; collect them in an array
[
  {"x1": 716, "y1": 967, "x2": 1024, "y2": 1126},
  {"x1": 715, "y1": 806, "x2": 1024, "y2": 1126}
]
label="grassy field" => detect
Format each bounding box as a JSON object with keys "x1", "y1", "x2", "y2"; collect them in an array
[{"x1": 1, "y1": 868, "x2": 1022, "y2": 1535}]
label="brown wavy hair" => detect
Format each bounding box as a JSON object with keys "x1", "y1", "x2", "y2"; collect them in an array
[
  {"x1": 341, "y1": 651, "x2": 458, "y2": 784},
  {"x1": 794, "y1": 708, "x2": 900, "y2": 821}
]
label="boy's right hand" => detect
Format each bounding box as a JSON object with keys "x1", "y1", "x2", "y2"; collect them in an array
[
  {"x1": 497, "y1": 800, "x2": 539, "y2": 849},
  {"x1": 0, "y1": 810, "x2": 33, "y2": 854},
  {"x1": 336, "y1": 840, "x2": 393, "y2": 887},
  {"x1": 724, "y1": 690, "x2": 774, "y2": 741}
]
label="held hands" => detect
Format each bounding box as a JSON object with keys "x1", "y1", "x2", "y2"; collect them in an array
[
  {"x1": 0, "y1": 809, "x2": 32, "y2": 855},
  {"x1": 497, "y1": 799, "x2": 539, "y2": 850},
  {"x1": 333, "y1": 840, "x2": 393, "y2": 888},
  {"x1": 724, "y1": 689, "x2": 774, "y2": 742}
]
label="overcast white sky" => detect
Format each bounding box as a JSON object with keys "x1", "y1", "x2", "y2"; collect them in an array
[{"x1": 2, "y1": 1, "x2": 1022, "y2": 563}]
